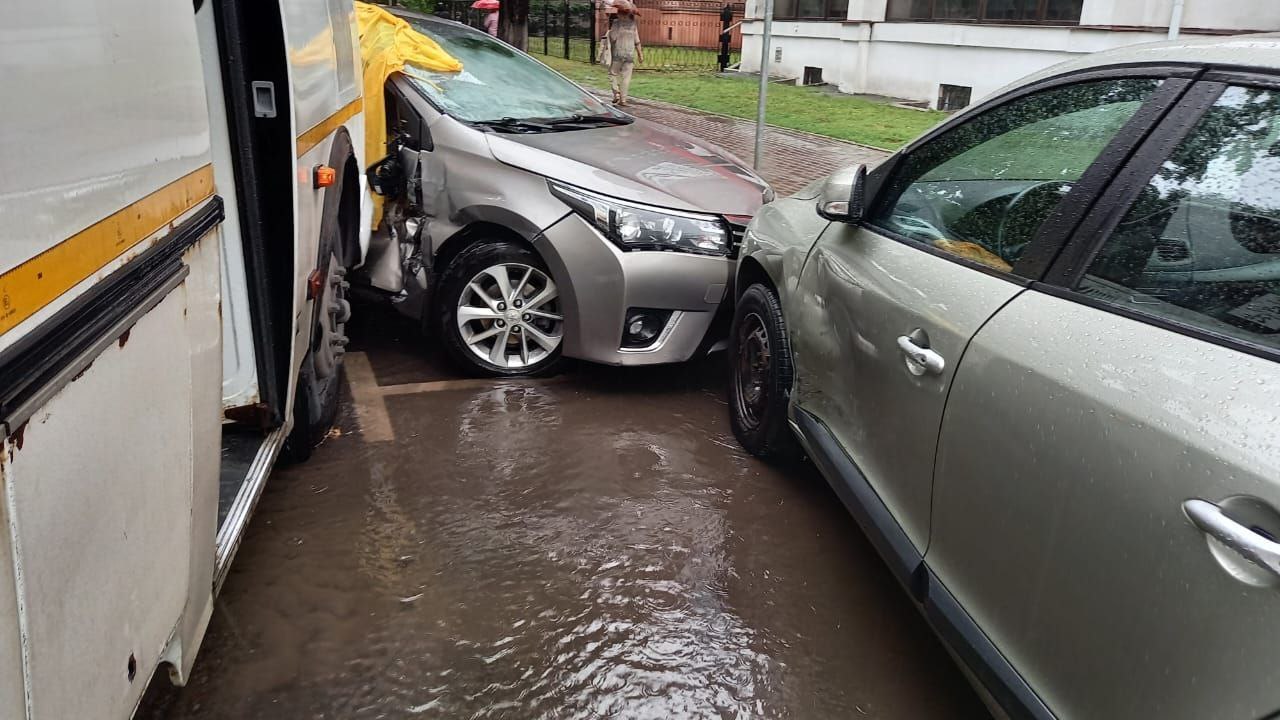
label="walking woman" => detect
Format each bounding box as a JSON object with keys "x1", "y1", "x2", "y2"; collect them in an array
[{"x1": 606, "y1": 0, "x2": 642, "y2": 105}]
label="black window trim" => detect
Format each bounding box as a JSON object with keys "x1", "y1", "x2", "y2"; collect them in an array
[
  {"x1": 859, "y1": 63, "x2": 1204, "y2": 285},
  {"x1": 885, "y1": 0, "x2": 1084, "y2": 25},
  {"x1": 1040, "y1": 69, "x2": 1280, "y2": 365},
  {"x1": 1041, "y1": 79, "x2": 1226, "y2": 285},
  {"x1": 773, "y1": 0, "x2": 847, "y2": 21}
]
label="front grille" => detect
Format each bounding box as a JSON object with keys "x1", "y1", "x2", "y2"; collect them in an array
[{"x1": 725, "y1": 221, "x2": 747, "y2": 260}]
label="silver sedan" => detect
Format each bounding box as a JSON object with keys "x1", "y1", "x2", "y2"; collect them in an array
[{"x1": 360, "y1": 11, "x2": 769, "y2": 377}]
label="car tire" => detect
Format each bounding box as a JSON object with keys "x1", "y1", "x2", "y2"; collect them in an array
[
  {"x1": 730, "y1": 283, "x2": 799, "y2": 461},
  {"x1": 436, "y1": 241, "x2": 564, "y2": 377},
  {"x1": 281, "y1": 241, "x2": 351, "y2": 464}
]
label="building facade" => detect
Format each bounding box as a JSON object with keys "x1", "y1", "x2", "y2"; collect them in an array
[{"x1": 740, "y1": 0, "x2": 1280, "y2": 109}]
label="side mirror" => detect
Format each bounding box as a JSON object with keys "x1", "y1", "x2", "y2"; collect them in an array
[
  {"x1": 366, "y1": 153, "x2": 404, "y2": 198},
  {"x1": 816, "y1": 164, "x2": 867, "y2": 222}
]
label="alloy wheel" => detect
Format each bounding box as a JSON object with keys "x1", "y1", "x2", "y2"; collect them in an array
[{"x1": 457, "y1": 262, "x2": 563, "y2": 369}]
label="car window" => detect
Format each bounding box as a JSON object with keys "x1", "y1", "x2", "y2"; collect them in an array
[
  {"x1": 401, "y1": 17, "x2": 611, "y2": 122},
  {"x1": 1079, "y1": 85, "x2": 1280, "y2": 353},
  {"x1": 871, "y1": 78, "x2": 1160, "y2": 275}
]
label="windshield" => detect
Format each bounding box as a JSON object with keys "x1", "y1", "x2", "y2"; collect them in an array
[{"x1": 401, "y1": 17, "x2": 612, "y2": 123}]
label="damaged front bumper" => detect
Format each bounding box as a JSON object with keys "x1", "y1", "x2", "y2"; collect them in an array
[{"x1": 535, "y1": 213, "x2": 733, "y2": 366}]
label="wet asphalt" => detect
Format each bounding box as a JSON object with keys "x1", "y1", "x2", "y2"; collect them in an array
[{"x1": 139, "y1": 307, "x2": 988, "y2": 719}]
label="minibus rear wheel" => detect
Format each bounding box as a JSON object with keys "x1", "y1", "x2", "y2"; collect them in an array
[{"x1": 282, "y1": 229, "x2": 351, "y2": 462}]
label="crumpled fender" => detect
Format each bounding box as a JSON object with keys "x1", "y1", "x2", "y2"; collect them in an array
[{"x1": 354, "y1": 1, "x2": 462, "y2": 228}]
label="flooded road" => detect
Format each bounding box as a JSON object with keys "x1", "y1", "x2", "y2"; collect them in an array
[{"x1": 140, "y1": 310, "x2": 987, "y2": 719}]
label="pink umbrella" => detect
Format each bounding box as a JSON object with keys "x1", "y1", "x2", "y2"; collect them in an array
[{"x1": 471, "y1": 0, "x2": 499, "y2": 9}]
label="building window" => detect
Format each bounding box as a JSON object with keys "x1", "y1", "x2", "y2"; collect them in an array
[
  {"x1": 774, "y1": 0, "x2": 848, "y2": 21},
  {"x1": 885, "y1": 0, "x2": 1082, "y2": 24}
]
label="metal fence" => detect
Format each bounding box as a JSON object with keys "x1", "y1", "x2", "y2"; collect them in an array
[
  {"x1": 435, "y1": 1, "x2": 488, "y2": 30},
  {"x1": 435, "y1": 0, "x2": 743, "y2": 71},
  {"x1": 529, "y1": 1, "x2": 599, "y2": 64}
]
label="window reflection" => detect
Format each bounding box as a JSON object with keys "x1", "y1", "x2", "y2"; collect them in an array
[{"x1": 1082, "y1": 86, "x2": 1280, "y2": 351}]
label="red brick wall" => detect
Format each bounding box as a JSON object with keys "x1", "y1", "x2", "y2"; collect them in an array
[{"x1": 597, "y1": 4, "x2": 743, "y2": 50}]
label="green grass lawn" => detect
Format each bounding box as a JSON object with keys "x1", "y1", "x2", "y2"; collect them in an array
[{"x1": 537, "y1": 55, "x2": 946, "y2": 150}]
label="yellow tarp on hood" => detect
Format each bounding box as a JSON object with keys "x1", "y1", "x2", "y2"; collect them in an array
[{"x1": 355, "y1": 2, "x2": 462, "y2": 227}]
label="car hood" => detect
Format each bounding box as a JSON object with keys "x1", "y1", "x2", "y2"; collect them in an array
[{"x1": 484, "y1": 117, "x2": 770, "y2": 217}]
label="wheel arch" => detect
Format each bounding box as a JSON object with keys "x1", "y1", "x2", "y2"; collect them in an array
[
  {"x1": 736, "y1": 255, "x2": 777, "y2": 299},
  {"x1": 428, "y1": 220, "x2": 552, "y2": 328},
  {"x1": 432, "y1": 220, "x2": 542, "y2": 282},
  {"x1": 320, "y1": 128, "x2": 362, "y2": 270}
]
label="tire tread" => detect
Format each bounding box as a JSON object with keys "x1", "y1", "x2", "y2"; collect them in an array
[{"x1": 730, "y1": 283, "x2": 800, "y2": 461}]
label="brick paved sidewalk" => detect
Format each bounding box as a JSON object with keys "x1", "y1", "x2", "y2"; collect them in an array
[{"x1": 607, "y1": 94, "x2": 892, "y2": 196}]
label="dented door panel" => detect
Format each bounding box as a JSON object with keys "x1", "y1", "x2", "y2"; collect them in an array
[{"x1": 790, "y1": 224, "x2": 1022, "y2": 550}]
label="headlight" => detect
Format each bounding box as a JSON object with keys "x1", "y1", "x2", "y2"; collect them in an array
[{"x1": 550, "y1": 183, "x2": 729, "y2": 256}]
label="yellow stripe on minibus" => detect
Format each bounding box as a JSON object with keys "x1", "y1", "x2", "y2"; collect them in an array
[
  {"x1": 0, "y1": 165, "x2": 215, "y2": 336},
  {"x1": 296, "y1": 97, "x2": 364, "y2": 158}
]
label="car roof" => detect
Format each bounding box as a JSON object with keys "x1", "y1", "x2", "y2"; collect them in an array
[
  {"x1": 949, "y1": 33, "x2": 1280, "y2": 123},
  {"x1": 1018, "y1": 33, "x2": 1280, "y2": 86}
]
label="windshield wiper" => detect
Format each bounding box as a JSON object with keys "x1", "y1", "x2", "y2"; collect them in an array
[
  {"x1": 474, "y1": 113, "x2": 633, "y2": 133},
  {"x1": 474, "y1": 117, "x2": 558, "y2": 133},
  {"x1": 545, "y1": 113, "x2": 633, "y2": 126}
]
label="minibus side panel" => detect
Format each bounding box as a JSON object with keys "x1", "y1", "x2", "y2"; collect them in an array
[
  {"x1": 0, "y1": 489, "x2": 22, "y2": 718},
  {"x1": 0, "y1": 0, "x2": 222, "y2": 715},
  {"x1": 165, "y1": 229, "x2": 225, "y2": 688},
  {"x1": 0, "y1": 3, "x2": 213, "y2": 355},
  {"x1": 279, "y1": 0, "x2": 365, "y2": 428},
  {"x1": 2, "y1": 254, "x2": 207, "y2": 718}
]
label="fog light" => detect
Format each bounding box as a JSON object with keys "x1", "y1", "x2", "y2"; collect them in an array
[{"x1": 621, "y1": 308, "x2": 673, "y2": 349}]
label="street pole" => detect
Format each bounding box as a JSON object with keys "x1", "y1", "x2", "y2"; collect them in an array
[
  {"x1": 563, "y1": 0, "x2": 571, "y2": 59},
  {"x1": 753, "y1": 0, "x2": 773, "y2": 170},
  {"x1": 589, "y1": 1, "x2": 597, "y2": 65}
]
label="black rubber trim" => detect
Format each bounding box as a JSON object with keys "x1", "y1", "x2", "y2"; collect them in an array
[
  {"x1": 0, "y1": 197, "x2": 224, "y2": 432},
  {"x1": 1202, "y1": 67, "x2": 1280, "y2": 89},
  {"x1": 1044, "y1": 80, "x2": 1229, "y2": 287},
  {"x1": 210, "y1": 0, "x2": 291, "y2": 427},
  {"x1": 792, "y1": 408, "x2": 922, "y2": 588},
  {"x1": 1015, "y1": 76, "x2": 1195, "y2": 278},
  {"x1": 922, "y1": 569, "x2": 1055, "y2": 720}
]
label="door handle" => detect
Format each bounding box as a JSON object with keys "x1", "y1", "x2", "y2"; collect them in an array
[
  {"x1": 897, "y1": 335, "x2": 945, "y2": 376},
  {"x1": 1183, "y1": 498, "x2": 1280, "y2": 580}
]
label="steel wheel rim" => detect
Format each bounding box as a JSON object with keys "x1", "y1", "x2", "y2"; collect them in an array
[
  {"x1": 457, "y1": 262, "x2": 563, "y2": 369},
  {"x1": 734, "y1": 311, "x2": 770, "y2": 428},
  {"x1": 314, "y1": 253, "x2": 350, "y2": 380}
]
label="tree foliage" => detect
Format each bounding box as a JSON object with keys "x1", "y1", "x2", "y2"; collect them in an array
[{"x1": 397, "y1": 0, "x2": 437, "y2": 12}]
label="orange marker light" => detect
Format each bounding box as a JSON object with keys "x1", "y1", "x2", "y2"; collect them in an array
[
  {"x1": 307, "y1": 267, "x2": 324, "y2": 300},
  {"x1": 313, "y1": 165, "x2": 336, "y2": 189}
]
